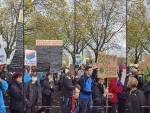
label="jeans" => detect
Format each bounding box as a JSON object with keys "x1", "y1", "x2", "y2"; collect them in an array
[
  {"x1": 80, "y1": 96, "x2": 93, "y2": 113},
  {"x1": 62, "y1": 97, "x2": 72, "y2": 113}
]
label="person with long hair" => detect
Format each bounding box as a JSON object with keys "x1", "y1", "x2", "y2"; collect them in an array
[
  {"x1": 125, "y1": 77, "x2": 146, "y2": 113},
  {"x1": 92, "y1": 77, "x2": 108, "y2": 113}
]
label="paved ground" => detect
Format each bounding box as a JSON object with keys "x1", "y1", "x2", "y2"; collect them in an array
[{"x1": 4, "y1": 89, "x2": 63, "y2": 113}]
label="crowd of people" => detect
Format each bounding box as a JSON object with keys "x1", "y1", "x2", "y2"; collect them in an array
[{"x1": 0, "y1": 63, "x2": 150, "y2": 113}]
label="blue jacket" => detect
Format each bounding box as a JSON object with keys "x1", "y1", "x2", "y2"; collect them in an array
[
  {"x1": 24, "y1": 73, "x2": 40, "y2": 83},
  {"x1": 79, "y1": 74, "x2": 93, "y2": 98},
  {"x1": 0, "y1": 80, "x2": 8, "y2": 113},
  {"x1": 24, "y1": 73, "x2": 31, "y2": 83}
]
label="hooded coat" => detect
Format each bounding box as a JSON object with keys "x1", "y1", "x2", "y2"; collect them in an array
[{"x1": 109, "y1": 78, "x2": 123, "y2": 103}]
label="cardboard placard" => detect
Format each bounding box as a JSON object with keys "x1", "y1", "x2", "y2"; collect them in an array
[
  {"x1": 139, "y1": 62, "x2": 147, "y2": 71},
  {"x1": 18, "y1": 10, "x2": 23, "y2": 23},
  {"x1": 97, "y1": 52, "x2": 117, "y2": 78},
  {"x1": 69, "y1": 64, "x2": 75, "y2": 75},
  {"x1": 36, "y1": 40, "x2": 63, "y2": 46}
]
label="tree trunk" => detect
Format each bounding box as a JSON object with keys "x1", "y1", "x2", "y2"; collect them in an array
[
  {"x1": 134, "y1": 57, "x2": 139, "y2": 64},
  {"x1": 95, "y1": 51, "x2": 98, "y2": 63}
]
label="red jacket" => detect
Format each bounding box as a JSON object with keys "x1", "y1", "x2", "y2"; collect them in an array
[{"x1": 108, "y1": 78, "x2": 123, "y2": 103}]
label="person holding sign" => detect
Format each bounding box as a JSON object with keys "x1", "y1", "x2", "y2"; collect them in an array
[
  {"x1": 92, "y1": 77, "x2": 109, "y2": 113},
  {"x1": 108, "y1": 78, "x2": 123, "y2": 113},
  {"x1": 24, "y1": 73, "x2": 42, "y2": 113}
]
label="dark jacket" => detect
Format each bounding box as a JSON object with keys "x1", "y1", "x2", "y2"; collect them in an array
[
  {"x1": 141, "y1": 81, "x2": 150, "y2": 98},
  {"x1": 125, "y1": 89, "x2": 146, "y2": 113},
  {"x1": 10, "y1": 80, "x2": 23, "y2": 112},
  {"x1": 63, "y1": 75, "x2": 75, "y2": 98},
  {"x1": 24, "y1": 80, "x2": 42, "y2": 107},
  {"x1": 42, "y1": 78, "x2": 55, "y2": 96},
  {"x1": 92, "y1": 82, "x2": 106, "y2": 113}
]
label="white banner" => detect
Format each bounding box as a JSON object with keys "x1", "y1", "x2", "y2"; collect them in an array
[
  {"x1": 25, "y1": 50, "x2": 37, "y2": 66},
  {"x1": 121, "y1": 69, "x2": 126, "y2": 85},
  {"x1": 0, "y1": 36, "x2": 7, "y2": 64}
]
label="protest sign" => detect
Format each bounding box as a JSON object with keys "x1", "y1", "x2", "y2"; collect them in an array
[
  {"x1": 0, "y1": 36, "x2": 7, "y2": 64},
  {"x1": 36, "y1": 40, "x2": 63, "y2": 72},
  {"x1": 121, "y1": 69, "x2": 126, "y2": 85},
  {"x1": 18, "y1": 10, "x2": 23, "y2": 23},
  {"x1": 25, "y1": 50, "x2": 37, "y2": 66},
  {"x1": 75, "y1": 54, "x2": 82, "y2": 65},
  {"x1": 8, "y1": 11, "x2": 24, "y2": 72},
  {"x1": 69, "y1": 64, "x2": 75, "y2": 75},
  {"x1": 97, "y1": 52, "x2": 117, "y2": 78},
  {"x1": 139, "y1": 62, "x2": 147, "y2": 71}
]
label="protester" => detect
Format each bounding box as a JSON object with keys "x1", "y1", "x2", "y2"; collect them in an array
[
  {"x1": 108, "y1": 77, "x2": 123, "y2": 113},
  {"x1": 62, "y1": 71, "x2": 75, "y2": 113},
  {"x1": 79, "y1": 66, "x2": 93, "y2": 113},
  {"x1": 92, "y1": 77, "x2": 108, "y2": 113},
  {"x1": 0, "y1": 72, "x2": 8, "y2": 113},
  {"x1": 78, "y1": 66, "x2": 84, "y2": 78},
  {"x1": 141, "y1": 73, "x2": 150, "y2": 113},
  {"x1": 125, "y1": 77, "x2": 146, "y2": 113},
  {"x1": 42, "y1": 72, "x2": 55, "y2": 113},
  {"x1": 24, "y1": 73, "x2": 42, "y2": 113},
  {"x1": 74, "y1": 84, "x2": 80, "y2": 113},
  {"x1": 117, "y1": 78, "x2": 127, "y2": 113},
  {"x1": 9, "y1": 72, "x2": 23, "y2": 113}
]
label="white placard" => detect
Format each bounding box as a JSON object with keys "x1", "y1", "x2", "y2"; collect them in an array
[
  {"x1": 121, "y1": 69, "x2": 126, "y2": 85},
  {"x1": 25, "y1": 50, "x2": 37, "y2": 66},
  {"x1": 0, "y1": 36, "x2": 7, "y2": 64}
]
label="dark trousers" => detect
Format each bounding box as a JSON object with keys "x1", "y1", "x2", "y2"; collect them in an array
[
  {"x1": 118, "y1": 98, "x2": 126, "y2": 113},
  {"x1": 61, "y1": 97, "x2": 72, "y2": 113},
  {"x1": 10, "y1": 108, "x2": 20, "y2": 113},
  {"x1": 108, "y1": 102, "x2": 117, "y2": 113},
  {"x1": 25, "y1": 103, "x2": 37, "y2": 113},
  {"x1": 42, "y1": 94, "x2": 52, "y2": 113},
  {"x1": 80, "y1": 97, "x2": 93, "y2": 113}
]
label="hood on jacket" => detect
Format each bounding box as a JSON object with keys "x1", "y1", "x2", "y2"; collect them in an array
[{"x1": 109, "y1": 78, "x2": 117, "y2": 82}]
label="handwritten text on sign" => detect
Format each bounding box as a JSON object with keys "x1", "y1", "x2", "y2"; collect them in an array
[
  {"x1": 97, "y1": 53, "x2": 117, "y2": 78},
  {"x1": 36, "y1": 40, "x2": 63, "y2": 46}
]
